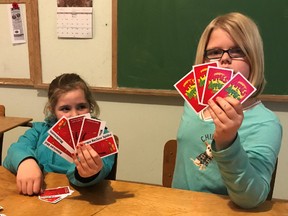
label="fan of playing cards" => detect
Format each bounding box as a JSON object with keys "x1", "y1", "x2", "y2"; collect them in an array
[
  {"x1": 44, "y1": 113, "x2": 118, "y2": 163},
  {"x1": 174, "y1": 62, "x2": 256, "y2": 113}
]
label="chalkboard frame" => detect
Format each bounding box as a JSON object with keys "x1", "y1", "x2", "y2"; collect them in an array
[{"x1": 0, "y1": 0, "x2": 42, "y2": 87}]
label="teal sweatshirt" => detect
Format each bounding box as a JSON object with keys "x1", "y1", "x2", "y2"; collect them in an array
[
  {"x1": 3, "y1": 120, "x2": 115, "y2": 187},
  {"x1": 172, "y1": 102, "x2": 282, "y2": 209}
]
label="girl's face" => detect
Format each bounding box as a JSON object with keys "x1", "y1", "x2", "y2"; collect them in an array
[
  {"x1": 205, "y1": 28, "x2": 250, "y2": 79},
  {"x1": 54, "y1": 88, "x2": 90, "y2": 120}
]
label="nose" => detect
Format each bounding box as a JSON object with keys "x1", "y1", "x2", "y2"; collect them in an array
[
  {"x1": 69, "y1": 109, "x2": 79, "y2": 117},
  {"x1": 219, "y1": 52, "x2": 232, "y2": 66}
]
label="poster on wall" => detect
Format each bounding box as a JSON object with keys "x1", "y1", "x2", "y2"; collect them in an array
[
  {"x1": 57, "y1": 0, "x2": 93, "y2": 39},
  {"x1": 8, "y1": 3, "x2": 26, "y2": 44}
]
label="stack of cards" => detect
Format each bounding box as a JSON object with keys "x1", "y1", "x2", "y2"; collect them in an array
[
  {"x1": 38, "y1": 186, "x2": 74, "y2": 204},
  {"x1": 44, "y1": 114, "x2": 118, "y2": 162},
  {"x1": 174, "y1": 62, "x2": 256, "y2": 113}
]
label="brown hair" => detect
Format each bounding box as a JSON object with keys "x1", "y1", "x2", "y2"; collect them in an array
[{"x1": 44, "y1": 73, "x2": 99, "y2": 121}]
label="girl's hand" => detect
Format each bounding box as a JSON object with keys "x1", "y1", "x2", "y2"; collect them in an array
[
  {"x1": 72, "y1": 143, "x2": 103, "y2": 178},
  {"x1": 208, "y1": 97, "x2": 244, "y2": 150},
  {"x1": 16, "y1": 158, "x2": 43, "y2": 195}
]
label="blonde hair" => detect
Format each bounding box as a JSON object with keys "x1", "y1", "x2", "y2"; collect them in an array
[
  {"x1": 195, "y1": 12, "x2": 265, "y2": 97},
  {"x1": 44, "y1": 73, "x2": 100, "y2": 122}
]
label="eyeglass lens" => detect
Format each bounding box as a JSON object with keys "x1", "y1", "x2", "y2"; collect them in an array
[{"x1": 205, "y1": 47, "x2": 245, "y2": 60}]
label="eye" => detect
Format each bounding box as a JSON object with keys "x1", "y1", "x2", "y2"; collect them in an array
[
  {"x1": 59, "y1": 106, "x2": 70, "y2": 112},
  {"x1": 230, "y1": 47, "x2": 245, "y2": 57},
  {"x1": 76, "y1": 103, "x2": 89, "y2": 110},
  {"x1": 205, "y1": 49, "x2": 223, "y2": 59},
  {"x1": 210, "y1": 49, "x2": 222, "y2": 55}
]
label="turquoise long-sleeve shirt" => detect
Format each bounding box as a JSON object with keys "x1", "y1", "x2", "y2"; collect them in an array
[
  {"x1": 3, "y1": 120, "x2": 115, "y2": 187},
  {"x1": 172, "y1": 101, "x2": 282, "y2": 209}
]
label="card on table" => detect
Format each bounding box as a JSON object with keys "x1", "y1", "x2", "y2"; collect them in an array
[
  {"x1": 38, "y1": 186, "x2": 74, "y2": 204},
  {"x1": 48, "y1": 116, "x2": 74, "y2": 153},
  {"x1": 193, "y1": 62, "x2": 218, "y2": 104},
  {"x1": 39, "y1": 196, "x2": 65, "y2": 204},
  {"x1": 174, "y1": 70, "x2": 207, "y2": 113},
  {"x1": 210, "y1": 72, "x2": 256, "y2": 104},
  {"x1": 201, "y1": 66, "x2": 233, "y2": 105},
  {"x1": 40, "y1": 186, "x2": 71, "y2": 197}
]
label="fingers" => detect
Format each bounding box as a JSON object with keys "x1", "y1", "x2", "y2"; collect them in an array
[
  {"x1": 208, "y1": 97, "x2": 244, "y2": 149},
  {"x1": 33, "y1": 177, "x2": 42, "y2": 194},
  {"x1": 208, "y1": 97, "x2": 243, "y2": 122},
  {"x1": 16, "y1": 179, "x2": 23, "y2": 194},
  {"x1": 73, "y1": 143, "x2": 103, "y2": 178},
  {"x1": 16, "y1": 159, "x2": 43, "y2": 195},
  {"x1": 224, "y1": 96, "x2": 243, "y2": 115},
  {"x1": 75, "y1": 144, "x2": 98, "y2": 167},
  {"x1": 16, "y1": 177, "x2": 42, "y2": 195}
]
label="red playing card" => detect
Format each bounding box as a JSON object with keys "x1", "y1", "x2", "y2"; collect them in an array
[
  {"x1": 201, "y1": 66, "x2": 233, "y2": 105},
  {"x1": 48, "y1": 116, "x2": 74, "y2": 153},
  {"x1": 39, "y1": 186, "x2": 71, "y2": 197},
  {"x1": 174, "y1": 70, "x2": 207, "y2": 113},
  {"x1": 84, "y1": 133, "x2": 118, "y2": 158},
  {"x1": 39, "y1": 196, "x2": 64, "y2": 204},
  {"x1": 193, "y1": 62, "x2": 218, "y2": 104},
  {"x1": 78, "y1": 118, "x2": 106, "y2": 143},
  {"x1": 210, "y1": 72, "x2": 256, "y2": 104},
  {"x1": 43, "y1": 135, "x2": 73, "y2": 162},
  {"x1": 68, "y1": 113, "x2": 90, "y2": 148},
  {"x1": 39, "y1": 186, "x2": 73, "y2": 204}
]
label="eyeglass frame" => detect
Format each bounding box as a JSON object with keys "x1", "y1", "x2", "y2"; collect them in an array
[{"x1": 204, "y1": 47, "x2": 246, "y2": 60}]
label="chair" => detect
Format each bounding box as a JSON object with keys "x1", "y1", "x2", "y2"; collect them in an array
[
  {"x1": 0, "y1": 105, "x2": 5, "y2": 165},
  {"x1": 104, "y1": 134, "x2": 119, "y2": 180},
  {"x1": 267, "y1": 159, "x2": 278, "y2": 200},
  {"x1": 162, "y1": 139, "x2": 177, "y2": 187},
  {"x1": 162, "y1": 139, "x2": 278, "y2": 200}
]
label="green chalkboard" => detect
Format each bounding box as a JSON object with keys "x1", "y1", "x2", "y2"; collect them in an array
[{"x1": 117, "y1": 0, "x2": 288, "y2": 97}]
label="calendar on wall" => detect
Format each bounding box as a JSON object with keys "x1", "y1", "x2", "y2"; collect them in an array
[{"x1": 57, "y1": 6, "x2": 93, "y2": 39}]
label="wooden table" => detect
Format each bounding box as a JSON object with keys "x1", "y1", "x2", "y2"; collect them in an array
[
  {"x1": 0, "y1": 167, "x2": 287, "y2": 215},
  {"x1": 0, "y1": 116, "x2": 33, "y2": 133}
]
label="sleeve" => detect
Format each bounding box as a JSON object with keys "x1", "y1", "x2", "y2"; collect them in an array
[
  {"x1": 65, "y1": 154, "x2": 115, "y2": 187},
  {"x1": 3, "y1": 123, "x2": 43, "y2": 174},
  {"x1": 211, "y1": 120, "x2": 282, "y2": 209}
]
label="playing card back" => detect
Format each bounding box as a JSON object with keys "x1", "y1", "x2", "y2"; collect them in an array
[
  {"x1": 193, "y1": 62, "x2": 218, "y2": 104},
  {"x1": 78, "y1": 118, "x2": 106, "y2": 143},
  {"x1": 210, "y1": 72, "x2": 256, "y2": 104},
  {"x1": 43, "y1": 135, "x2": 73, "y2": 163},
  {"x1": 201, "y1": 66, "x2": 233, "y2": 105},
  {"x1": 48, "y1": 116, "x2": 74, "y2": 153},
  {"x1": 68, "y1": 113, "x2": 91, "y2": 148},
  {"x1": 84, "y1": 133, "x2": 118, "y2": 158},
  {"x1": 174, "y1": 70, "x2": 207, "y2": 113},
  {"x1": 39, "y1": 186, "x2": 71, "y2": 197}
]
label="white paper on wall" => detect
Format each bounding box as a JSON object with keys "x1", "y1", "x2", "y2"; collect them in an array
[
  {"x1": 57, "y1": 7, "x2": 93, "y2": 39},
  {"x1": 8, "y1": 3, "x2": 26, "y2": 44}
]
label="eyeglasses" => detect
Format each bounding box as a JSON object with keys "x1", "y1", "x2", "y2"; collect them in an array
[{"x1": 204, "y1": 47, "x2": 245, "y2": 60}]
